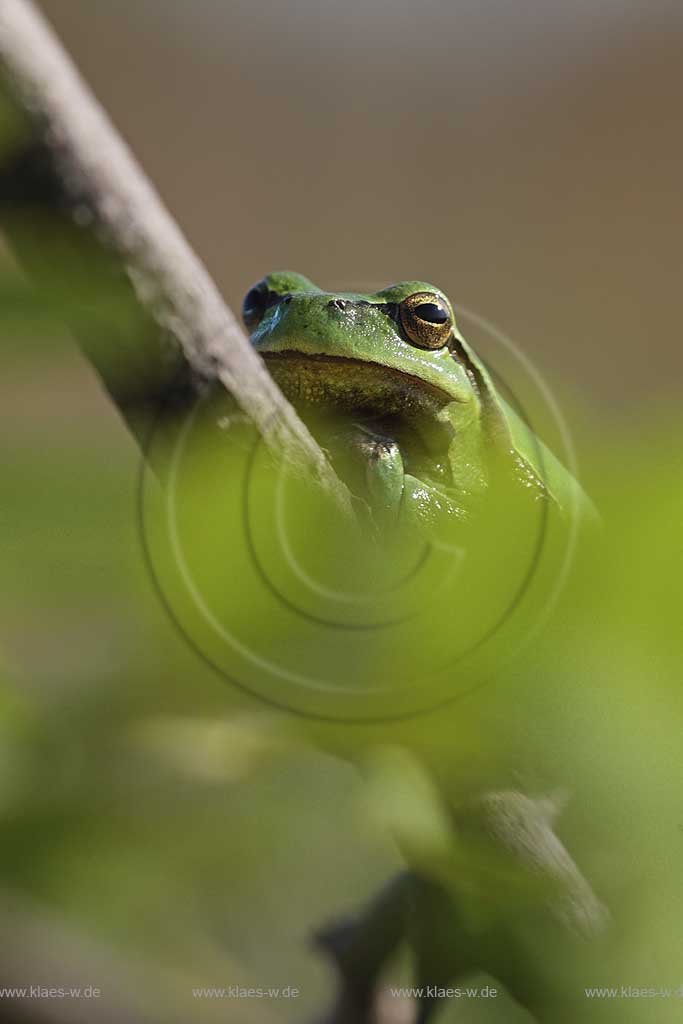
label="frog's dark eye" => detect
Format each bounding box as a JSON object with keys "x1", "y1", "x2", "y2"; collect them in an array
[
  {"x1": 413, "y1": 302, "x2": 449, "y2": 324},
  {"x1": 242, "y1": 280, "x2": 271, "y2": 331},
  {"x1": 399, "y1": 292, "x2": 452, "y2": 350}
]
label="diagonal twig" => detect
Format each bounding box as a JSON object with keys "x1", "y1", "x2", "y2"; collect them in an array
[{"x1": 0, "y1": 0, "x2": 353, "y2": 515}]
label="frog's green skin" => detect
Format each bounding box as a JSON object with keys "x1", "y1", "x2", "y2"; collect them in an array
[{"x1": 243, "y1": 270, "x2": 586, "y2": 528}]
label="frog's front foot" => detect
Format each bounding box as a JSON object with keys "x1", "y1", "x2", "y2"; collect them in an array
[
  {"x1": 359, "y1": 435, "x2": 406, "y2": 525},
  {"x1": 333, "y1": 424, "x2": 406, "y2": 531},
  {"x1": 332, "y1": 423, "x2": 472, "y2": 546}
]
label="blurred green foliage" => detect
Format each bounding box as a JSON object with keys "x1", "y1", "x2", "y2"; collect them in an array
[
  {"x1": 1, "y1": 232, "x2": 682, "y2": 1023},
  {"x1": 1, "y1": 0, "x2": 682, "y2": 1017}
]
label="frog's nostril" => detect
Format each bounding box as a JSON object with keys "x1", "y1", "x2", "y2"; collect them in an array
[{"x1": 328, "y1": 298, "x2": 348, "y2": 312}]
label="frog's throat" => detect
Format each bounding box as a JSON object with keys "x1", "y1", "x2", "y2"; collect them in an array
[{"x1": 262, "y1": 351, "x2": 457, "y2": 420}]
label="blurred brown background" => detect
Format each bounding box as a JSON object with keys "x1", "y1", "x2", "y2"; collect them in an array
[
  {"x1": 1, "y1": 4, "x2": 682, "y2": 1022},
  {"x1": 40, "y1": 0, "x2": 683, "y2": 407}
]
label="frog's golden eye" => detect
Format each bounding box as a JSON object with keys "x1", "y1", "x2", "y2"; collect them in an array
[
  {"x1": 242, "y1": 280, "x2": 271, "y2": 331},
  {"x1": 399, "y1": 292, "x2": 452, "y2": 350}
]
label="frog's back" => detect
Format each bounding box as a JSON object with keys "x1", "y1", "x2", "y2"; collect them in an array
[{"x1": 501, "y1": 398, "x2": 596, "y2": 523}]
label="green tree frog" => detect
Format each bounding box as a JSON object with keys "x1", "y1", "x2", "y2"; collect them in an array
[{"x1": 242, "y1": 271, "x2": 587, "y2": 532}]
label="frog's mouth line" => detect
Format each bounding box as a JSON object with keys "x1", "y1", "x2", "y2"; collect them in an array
[
  {"x1": 263, "y1": 350, "x2": 457, "y2": 484},
  {"x1": 261, "y1": 350, "x2": 454, "y2": 420}
]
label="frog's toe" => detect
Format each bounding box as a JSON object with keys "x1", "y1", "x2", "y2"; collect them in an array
[{"x1": 363, "y1": 438, "x2": 405, "y2": 519}]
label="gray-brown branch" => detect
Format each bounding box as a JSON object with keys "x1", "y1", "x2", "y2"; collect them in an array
[{"x1": 0, "y1": 0, "x2": 352, "y2": 515}]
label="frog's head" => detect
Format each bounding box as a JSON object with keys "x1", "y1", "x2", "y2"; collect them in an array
[
  {"x1": 242, "y1": 270, "x2": 506, "y2": 439},
  {"x1": 240, "y1": 271, "x2": 588, "y2": 527}
]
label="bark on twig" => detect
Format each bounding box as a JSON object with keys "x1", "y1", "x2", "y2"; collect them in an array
[{"x1": 0, "y1": 0, "x2": 353, "y2": 514}]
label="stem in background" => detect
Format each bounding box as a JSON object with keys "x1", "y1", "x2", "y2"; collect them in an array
[{"x1": 0, "y1": 0, "x2": 353, "y2": 516}]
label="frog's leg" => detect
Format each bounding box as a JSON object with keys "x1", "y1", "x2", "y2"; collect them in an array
[
  {"x1": 336, "y1": 425, "x2": 471, "y2": 544},
  {"x1": 349, "y1": 427, "x2": 405, "y2": 525}
]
